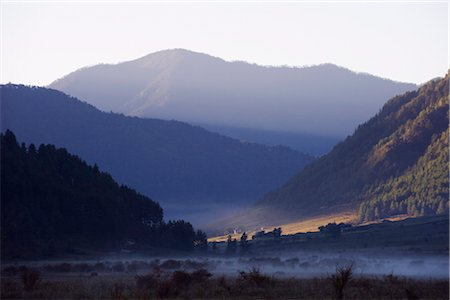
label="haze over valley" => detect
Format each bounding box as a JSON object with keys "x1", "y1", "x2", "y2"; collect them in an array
[
  {"x1": 1, "y1": 3, "x2": 448, "y2": 299},
  {"x1": 215, "y1": 74, "x2": 449, "y2": 231},
  {"x1": 1, "y1": 85, "x2": 314, "y2": 225},
  {"x1": 49, "y1": 49, "x2": 416, "y2": 155}
]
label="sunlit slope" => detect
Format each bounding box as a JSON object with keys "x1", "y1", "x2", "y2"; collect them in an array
[
  {"x1": 214, "y1": 74, "x2": 449, "y2": 232},
  {"x1": 257, "y1": 74, "x2": 448, "y2": 221}
]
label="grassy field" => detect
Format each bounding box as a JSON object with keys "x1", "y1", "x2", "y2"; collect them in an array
[
  {"x1": 2, "y1": 265, "x2": 449, "y2": 299},
  {"x1": 209, "y1": 212, "x2": 357, "y2": 242},
  {"x1": 208, "y1": 212, "x2": 413, "y2": 242},
  {"x1": 245, "y1": 215, "x2": 449, "y2": 255},
  {"x1": 2, "y1": 215, "x2": 448, "y2": 299}
]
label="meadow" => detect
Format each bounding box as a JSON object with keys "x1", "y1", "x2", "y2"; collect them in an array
[{"x1": 1, "y1": 253, "x2": 449, "y2": 300}]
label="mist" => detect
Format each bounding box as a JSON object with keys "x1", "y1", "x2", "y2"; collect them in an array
[{"x1": 7, "y1": 251, "x2": 447, "y2": 279}]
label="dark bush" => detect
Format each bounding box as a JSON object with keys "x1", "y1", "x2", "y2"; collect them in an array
[
  {"x1": 135, "y1": 273, "x2": 159, "y2": 291},
  {"x1": 405, "y1": 287, "x2": 420, "y2": 300},
  {"x1": 112, "y1": 262, "x2": 125, "y2": 272},
  {"x1": 160, "y1": 259, "x2": 182, "y2": 269},
  {"x1": 157, "y1": 281, "x2": 172, "y2": 299},
  {"x1": 110, "y1": 282, "x2": 125, "y2": 299},
  {"x1": 330, "y1": 265, "x2": 353, "y2": 300},
  {"x1": 94, "y1": 262, "x2": 106, "y2": 272},
  {"x1": 183, "y1": 259, "x2": 207, "y2": 270},
  {"x1": 71, "y1": 263, "x2": 94, "y2": 272},
  {"x1": 2, "y1": 266, "x2": 18, "y2": 276},
  {"x1": 58, "y1": 263, "x2": 72, "y2": 273},
  {"x1": 126, "y1": 262, "x2": 138, "y2": 273},
  {"x1": 285, "y1": 257, "x2": 300, "y2": 268},
  {"x1": 21, "y1": 269, "x2": 41, "y2": 292},
  {"x1": 171, "y1": 270, "x2": 192, "y2": 289},
  {"x1": 191, "y1": 269, "x2": 212, "y2": 283},
  {"x1": 238, "y1": 268, "x2": 272, "y2": 288}
]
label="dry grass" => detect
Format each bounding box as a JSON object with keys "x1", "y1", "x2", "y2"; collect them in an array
[
  {"x1": 209, "y1": 212, "x2": 357, "y2": 242},
  {"x1": 2, "y1": 268, "x2": 448, "y2": 299},
  {"x1": 208, "y1": 212, "x2": 413, "y2": 242}
]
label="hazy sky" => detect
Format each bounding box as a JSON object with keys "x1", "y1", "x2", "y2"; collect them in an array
[{"x1": 1, "y1": 1, "x2": 448, "y2": 86}]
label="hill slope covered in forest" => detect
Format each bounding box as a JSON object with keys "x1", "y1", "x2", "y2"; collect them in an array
[
  {"x1": 219, "y1": 74, "x2": 449, "y2": 230},
  {"x1": 0, "y1": 85, "x2": 313, "y2": 225},
  {"x1": 1, "y1": 130, "x2": 206, "y2": 259}
]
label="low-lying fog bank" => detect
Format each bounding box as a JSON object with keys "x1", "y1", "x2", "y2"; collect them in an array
[{"x1": 3, "y1": 251, "x2": 448, "y2": 279}]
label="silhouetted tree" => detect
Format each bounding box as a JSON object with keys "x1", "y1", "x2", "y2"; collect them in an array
[
  {"x1": 239, "y1": 232, "x2": 249, "y2": 254},
  {"x1": 319, "y1": 223, "x2": 341, "y2": 237},
  {"x1": 226, "y1": 235, "x2": 237, "y2": 255},
  {"x1": 211, "y1": 241, "x2": 218, "y2": 252},
  {"x1": 194, "y1": 230, "x2": 208, "y2": 252},
  {"x1": 0, "y1": 130, "x2": 202, "y2": 259},
  {"x1": 272, "y1": 227, "x2": 282, "y2": 238},
  {"x1": 162, "y1": 220, "x2": 196, "y2": 251}
]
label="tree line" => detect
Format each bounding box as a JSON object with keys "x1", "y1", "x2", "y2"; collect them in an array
[{"x1": 1, "y1": 130, "x2": 207, "y2": 259}]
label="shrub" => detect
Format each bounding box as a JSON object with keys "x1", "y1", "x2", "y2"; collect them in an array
[
  {"x1": 191, "y1": 269, "x2": 212, "y2": 283},
  {"x1": 160, "y1": 259, "x2": 182, "y2": 270},
  {"x1": 2, "y1": 266, "x2": 18, "y2": 276},
  {"x1": 94, "y1": 262, "x2": 106, "y2": 272},
  {"x1": 330, "y1": 265, "x2": 353, "y2": 300},
  {"x1": 135, "y1": 273, "x2": 158, "y2": 291},
  {"x1": 285, "y1": 257, "x2": 300, "y2": 268},
  {"x1": 238, "y1": 268, "x2": 272, "y2": 288},
  {"x1": 405, "y1": 287, "x2": 419, "y2": 300},
  {"x1": 75, "y1": 263, "x2": 93, "y2": 272},
  {"x1": 182, "y1": 259, "x2": 207, "y2": 270},
  {"x1": 157, "y1": 281, "x2": 172, "y2": 299},
  {"x1": 171, "y1": 270, "x2": 192, "y2": 289},
  {"x1": 21, "y1": 269, "x2": 41, "y2": 292},
  {"x1": 51, "y1": 263, "x2": 72, "y2": 273},
  {"x1": 126, "y1": 262, "x2": 138, "y2": 273},
  {"x1": 110, "y1": 282, "x2": 125, "y2": 299},
  {"x1": 112, "y1": 262, "x2": 125, "y2": 272}
]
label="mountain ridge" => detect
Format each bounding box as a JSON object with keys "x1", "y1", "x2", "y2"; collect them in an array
[
  {"x1": 49, "y1": 49, "x2": 416, "y2": 141},
  {"x1": 213, "y1": 74, "x2": 449, "y2": 231},
  {"x1": 1, "y1": 84, "x2": 314, "y2": 226}
]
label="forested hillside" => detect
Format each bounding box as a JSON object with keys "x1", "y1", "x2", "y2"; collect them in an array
[
  {"x1": 0, "y1": 85, "x2": 313, "y2": 224},
  {"x1": 1, "y1": 130, "x2": 206, "y2": 259},
  {"x1": 358, "y1": 119, "x2": 448, "y2": 220},
  {"x1": 254, "y1": 74, "x2": 449, "y2": 224}
]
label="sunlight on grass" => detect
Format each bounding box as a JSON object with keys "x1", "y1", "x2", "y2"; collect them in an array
[{"x1": 208, "y1": 212, "x2": 412, "y2": 242}]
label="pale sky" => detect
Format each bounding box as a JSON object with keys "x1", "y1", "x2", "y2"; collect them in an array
[{"x1": 1, "y1": 1, "x2": 448, "y2": 86}]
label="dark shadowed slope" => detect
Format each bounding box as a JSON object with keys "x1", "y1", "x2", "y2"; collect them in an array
[
  {"x1": 1, "y1": 130, "x2": 209, "y2": 259},
  {"x1": 49, "y1": 49, "x2": 416, "y2": 153},
  {"x1": 195, "y1": 123, "x2": 341, "y2": 156},
  {"x1": 0, "y1": 85, "x2": 314, "y2": 225},
  {"x1": 217, "y1": 74, "x2": 448, "y2": 230}
]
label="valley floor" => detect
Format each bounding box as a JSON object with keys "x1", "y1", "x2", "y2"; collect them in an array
[
  {"x1": 2, "y1": 215, "x2": 448, "y2": 299},
  {"x1": 1, "y1": 266, "x2": 449, "y2": 299},
  {"x1": 2, "y1": 244, "x2": 449, "y2": 300}
]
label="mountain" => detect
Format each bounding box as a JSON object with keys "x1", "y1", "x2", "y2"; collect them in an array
[
  {"x1": 1, "y1": 130, "x2": 206, "y2": 259},
  {"x1": 49, "y1": 49, "x2": 416, "y2": 154},
  {"x1": 221, "y1": 74, "x2": 449, "y2": 230},
  {"x1": 0, "y1": 85, "x2": 314, "y2": 225},
  {"x1": 194, "y1": 123, "x2": 341, "y2": 156}
]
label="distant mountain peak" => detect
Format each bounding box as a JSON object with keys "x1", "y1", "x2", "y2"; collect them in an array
[
  {"x1": 127, "y1": 48, "x2": 225, "y2": 68},
  {"x1": 49, "y1": 50, "x2": 416, "y2": 138}
]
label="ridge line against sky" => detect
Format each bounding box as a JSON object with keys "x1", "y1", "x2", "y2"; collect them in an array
[{"x1": 1, "y1": 1, "x2": 448, "y2": 85}]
